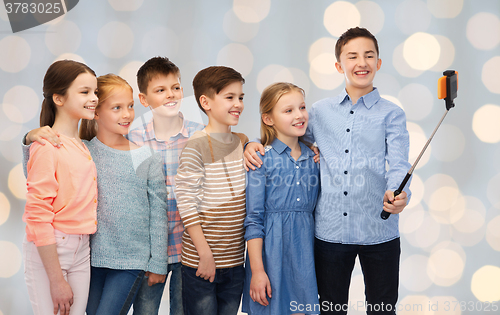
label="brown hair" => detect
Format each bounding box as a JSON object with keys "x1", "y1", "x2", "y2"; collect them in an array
[
  {"x1": 335, "y1": 27, "x2": 379, "y2": 61},
  {"x1": 192, "y1": 66, "x2": 245, "y2": 114},
  {"x1": 40, "y1": 60, "x2": 96, "y2": 127},
  {"x1": 260, "y1": 82, "x2": 305, "y2": 146},
  {"x1": 79, "y1": 74, "x2": 133, "y2": 141},
  {"x1": 137, "y1": 56, "x2": 180, "y2": 94}
]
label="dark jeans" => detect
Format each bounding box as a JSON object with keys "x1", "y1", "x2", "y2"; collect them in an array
[
  {"x1": 315, "y1": 238, "x2": 401, "y2": 315},
  {"x1": 182, "y1": 265, "x2": 244, "y2": 315},
  {"x1": 133, "y1": 262, "x2": 183, "y2": 315},
  {"x1": 86, "y1": 267, "x2": 144, "y2": 315}
]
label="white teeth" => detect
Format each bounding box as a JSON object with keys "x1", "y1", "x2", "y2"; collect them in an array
[
  {"x1": 164, "y1": 102, "x2": 176, "y2": 107},
  {"x1": 85, "y1": 106, "x2": 95, "y2": 110},
  {"x1": 293, "y1": 122, "x2": 304, "y2": 126},
  {"x1": 230, "y1": 112, "x2": 240, "y2": 117},
  {"x1": 356, "y1": 71, "x2": 368, "y2": 75}
]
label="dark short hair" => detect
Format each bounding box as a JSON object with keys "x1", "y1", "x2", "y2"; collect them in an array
[
  {"x1": 335, "y1": 27, "x2": 379, "y2": 61},
  {"x1": 137, "y1": 56, "x2": 180, "y2": 94},
  {"x1": 192, "y1": 66, "x2": 245, "y2": 114}
]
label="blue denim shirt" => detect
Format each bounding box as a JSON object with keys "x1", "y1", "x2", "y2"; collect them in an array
[
  {"x1": 304, "y1": 88, "x2": 411, "y2": 245},
  {"x1": 244, "y1": 138, "x2": 320, "y2": 241}
]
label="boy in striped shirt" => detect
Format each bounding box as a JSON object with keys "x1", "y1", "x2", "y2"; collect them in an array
[{"x1": 175, "y1": 66, "x2": 248, "y2": 315}]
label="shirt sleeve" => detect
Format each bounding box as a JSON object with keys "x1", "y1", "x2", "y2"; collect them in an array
[
  {"x1": 303, "y1": 106, "x2": 316, "y2": 144},
  {"x1": 21, "y1": 133, "x2": 31, "y2": 178},
  {"x1": 174, "y1": 141, "x2": 205, "y2": 228},
  {"x1": 23, "y1": 143, "x2": 59, "y2": 246},
  {"x1": 244, "y1": 152, "x2": 266, "y2": 241},
  {"x1": 146, "y1": 153, "x2": 169, "y2": 274},
  {"x1": 385, "y1": 107, "x2": 412, "y2": 201}
]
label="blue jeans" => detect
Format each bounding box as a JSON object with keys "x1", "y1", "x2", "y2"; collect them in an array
[
  {"x1": 182, "y1": 265, "x2": 244, "y2": 315},
  {"x1": 133, "y1": 262, "x2": 183, "y2": 315},
  {"x1": 86, "y1": 267, "x2": 144, "y2": 315},
  {"x1": 314, "y1": 238, "x2": 400, "y2": 315}
]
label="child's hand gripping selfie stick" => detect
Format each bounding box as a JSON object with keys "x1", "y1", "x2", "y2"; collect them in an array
[{"x1": 380, "y1": 70, "x2": 458, "y2": 220}]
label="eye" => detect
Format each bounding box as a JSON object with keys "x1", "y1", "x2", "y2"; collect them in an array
[
  {"x1": 112, "y1": 106, "x2": 120, "y2": 110},
  {"x1": 157, "y1": 89, "x2": 164, "y2": 93},
  {"x1": 285, "y1": 109, "x2": 292, "y2": 113},
  {"x1": 174, "y1": 86, "x2": 181, "y2": 91},
  {"x1": 81, "y1": 91, "x2": 88, "y2": 94},
  {"x1": 129, "y1": 104, "x2": 134, "y2": 109},
  {"x1": 226, "y1": 96, "x2": 233, "y2": 100},
  {"x1": 239, "y1": 96, "x2": 244, "y2": 101},
  {"x1": 300, "y1": 105, "x2": 306, "y2": 110}
]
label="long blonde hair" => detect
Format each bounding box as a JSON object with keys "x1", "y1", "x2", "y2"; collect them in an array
[
  {"x1": 259, "y1": 82, "x2": 305, "y2": 146},
  {"x1": 79, "y1": 74, "x2": 133, "y2": 141}
]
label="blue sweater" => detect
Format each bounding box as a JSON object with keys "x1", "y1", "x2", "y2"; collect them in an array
[{"x1": 86, "y1": 138, "x2": 168, "y2": 274}]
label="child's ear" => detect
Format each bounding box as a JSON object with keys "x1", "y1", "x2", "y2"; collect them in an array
[
  {"x1": 52, "y1": 94, "x2": 65, "y2": 107},
  {"x1": 377, "y1": 58, "x2": 382, "y2": 71},
  {"x1": 200, "y1": 95, "x2": 211, "y2": 112},
  {"x1": 138, "y1": 93, "x2": 148, "y2": 108},
  {"x1": 335, "y1": 61, "x2": 344, "y2": 74},
  {"x1": 262, "y1": 113, "x2": 273, "y2": 126}
]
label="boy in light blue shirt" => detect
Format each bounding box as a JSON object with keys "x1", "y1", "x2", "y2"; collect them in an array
[{"x1": 245, "y1": 27, "x2": 411, "y2": 314}]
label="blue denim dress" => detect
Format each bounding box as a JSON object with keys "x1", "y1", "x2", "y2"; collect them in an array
[{"x1": 242, "y1": 139, "x2": 320, "y2": 315}]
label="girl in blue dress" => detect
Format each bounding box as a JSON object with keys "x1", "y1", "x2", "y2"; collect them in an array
[{"x1": 242, "y1": 82, "x2": 320, "y2": 315}]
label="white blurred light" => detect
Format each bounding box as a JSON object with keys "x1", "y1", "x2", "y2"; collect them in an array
[
  {"x1": 356, "y1": 1, "x2": 385, "y2": 35},
  {"x1": 0, "y1": 241, "x2": 22, "y2": 278},
  {"x1": 0, "y1": 192, "x2": 10, "y2": 226},
  {"x1": 223, "y1": 9, "x2": 259, "y2": 43},
  {"x1": 0, "y1": 36, "x2": 31, "y2": 73},
  {"x1": 430, "y1": 35, "x2": 455, "y2": 72},
  {"x1": 487, "y1": 173, "x2": 500, "y2": 209},
  {"x1": 428, "y1": 186, "x2": 464, "y2": 224},
  {"x1": 118, "y1": 61, "x2": 144, "y2": 98},
  {"x1": 308, "y1": 37, "x2": 337, "y2": 63},
  {"x1": 233, "y1": 0, "x2": 271, "y2": 23},
  {"x1": 406, "y1": 174, "x2": 424, "y2": 209},
  {"x1": 400, "y1": 204, "x2": 425, "y2": 234},
  {"x1": 403, "y1": 32, "x2": 441, "y2": 71},
  {"x1": 472, "y1": 104, "x2": 500, "y2": 143},
  {"x1": 108, "y1": 0, "x2": 144, "y2": 11},
  {"x1": 427, "y1": 0, "x2": 463, "y2": 18},
  {"x1": 323, "y1": 1, "x2": 361, "y2": 38},
  {"x1": 398, "y1": 83, "x2": 433, "y2": 121},
  {"x1": 381, "y1": 95, "x2": 403, "y2": 110},
  {"x1": 471, "y1": 265, "x2": 500, "y2": 302},
  {"x1": 405, "y1": 211, "x2": 441, "y2": 249},
  {"x1": 407, "y1": 122, "x2": 431, "y2": 170},
  {"x1": 486, "y1": 215, "x2": 500, "y2": 251},
  {"x1": 427, "y1": 246, "x2": 465, "y2": 286},
  {"x1": 97, "y1": 22, "x2": 134, "y2": 59},
  {"x1": 451, "y1": 196, "x2": 485, "y2": 234},
  {"x1": 423, "y1": 173, "x2": 459, "y2": 206},
  {"x1": 482, "y1": 56, "x2": 500, "y2": 94},
  {"x1": 309, "y1": 66, "x2": 345, "y2": 91},
  {"x1": 8, "y1": 164, "x2": 27, "y2": 200},
  {"x1": 216, "y1": 43, "x2": 254, "y2": 78},
  {"x1": 393, "y1": 43, "x2": 424, "y2": 78},
  {"x1": 466, "y1": 12, "x2": 500, "y2": 50},
  {"x1": 395, "y1": 0, "x2": 432, "y2": 35},
  {"x1": 45, "y1": 20, "x2": 81, "y2": 56},
  {"x1": 310, "y1": 53, "x2": 337, "y2": 75},
  {"x1": 3, "y1": 86, "x2": 39, "y2": 124}
]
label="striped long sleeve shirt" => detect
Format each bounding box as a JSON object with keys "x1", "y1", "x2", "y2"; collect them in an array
[{"x1": 175, "y1": 131, "x2": 248, "y2": 269}]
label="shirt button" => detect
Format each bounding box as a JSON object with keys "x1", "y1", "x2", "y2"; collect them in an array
[
  {"x1": 350, "y1": 111, "x2": 354, "y2": 114},
  {"x1": 346, "y1": 129, "x2": 350, "y2": 132},
  {"x1": 297, "y1": 198, "x2": 300, "y2": 202},
  {"x1": 343, "y1": 212, "x2": 348, "y2": 216},
  {"x1": 296, "y1": 166, "x2": 299, "y2": 169},
  {"x1": 345, "y1": 149, "x2": 349, "y2": 153},
  {"x1": 344, "y1": 171, "x2": 348, "y2": 174},
  {"x1": 296, "y1": 182, "x2": 300, "y2": 185},
  {"x1": 344, "y1": 191, "x2": 348, "y2": 196}
]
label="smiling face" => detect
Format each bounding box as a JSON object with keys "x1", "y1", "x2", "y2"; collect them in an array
[
  {"x1": 264, "y1": 90, "x2": 308, "y2": 143},
  {"x1": 139, "y1": 73, "x2": 183, "y2": 117},
  {"x1": 55, "y1": 72, "x2": 98, "y2": 121},
  {"x1": 202, "y1": 81, "x2": 244, "y2": 131},
  {"x1": 335, "y1": 36, "x2": 382, "y2": 97},
  {"x1": 95, "y1": 87, "x2": 135, "y2": 137}
]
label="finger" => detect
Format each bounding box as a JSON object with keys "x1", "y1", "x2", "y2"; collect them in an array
[
  {"x1": 209, "y1": 273, "x2": 215, "y2": 283},
  {"x1": 259, "y1": 147, "x2": 265, "y2": 156},
  {"x1": 53, "y1": 304, "x2": 58, "y2": 315},
  {"x1": 267, "y1": 282, "x2": 272, "y2": 298},
  {"x1": 250, "y1": 152, "x2": 263, "y2": 166},
  {"x1": 69, "y1": 298, "x2": 74, "y2": 306},
  {"x1": 148, "y1": 277, "x2": 154, "y2": 286}
]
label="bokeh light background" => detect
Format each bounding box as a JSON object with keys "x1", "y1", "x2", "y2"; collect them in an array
[{"x1": 1, "y1": 0, "x2": 500, "y2": 314}]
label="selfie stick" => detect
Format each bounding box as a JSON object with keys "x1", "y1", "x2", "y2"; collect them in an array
[{"x1": 380, "y1": 70, "x2": 458, "y2": 220}]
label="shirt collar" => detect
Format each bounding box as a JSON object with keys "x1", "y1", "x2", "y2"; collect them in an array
[
  {"x1": 270, "y1": 138, "x2": 315, "y2": 161},
  {"x1": 339, "y1": 87, "x2": 380, "y2": 109},
  {"x1": 143, "y1": 112, "x2": 189, "y2": 142}
]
